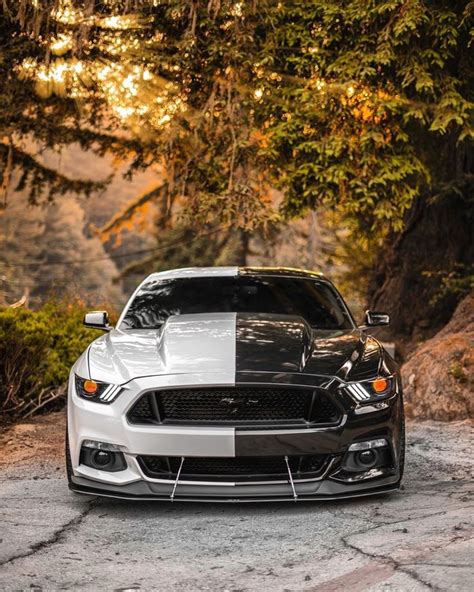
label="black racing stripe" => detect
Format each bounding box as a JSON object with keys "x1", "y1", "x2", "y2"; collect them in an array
[
  {"x1": 233, "y1": 373, "x2": 346, "y2": 457},
  {"x1": 235, "y1": 395, "x2": 400, "y2": 456},
  {"x1": 235, "y1": 372, "x2": 329, "y2": 388},
  {"x1": 235, "y1": 312, "x2": 312, "y2": 374},
  {"x1": 235, "y1": 312, "x2": 364, "y2": 378},
  {"x1": 235, "y1": 429, "x2": 343, "y2": 456}
]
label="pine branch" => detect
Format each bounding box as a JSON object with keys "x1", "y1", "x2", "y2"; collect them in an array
[
  {"x1": 3, "y1": 142, "x2": 109, "y2": 201},
  {"x1": 98, "y1": 182, "x2": 168, "y2": 235}
]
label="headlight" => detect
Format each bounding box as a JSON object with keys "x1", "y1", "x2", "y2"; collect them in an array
[
  {"x1": 342, "y1": 376, "x2": 395, "y2": 403},
  {"x1": 74, "y1": 375, "x2": 121, "y2": 404}
]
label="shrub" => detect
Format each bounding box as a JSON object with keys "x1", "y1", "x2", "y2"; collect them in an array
[{"x1": 0, "y1": 300, "x2": 101, "y2": 422}]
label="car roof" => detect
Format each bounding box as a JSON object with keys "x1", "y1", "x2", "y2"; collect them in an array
[{"x1": 144, "y1": 266, "x2": 326, "y2": 282}]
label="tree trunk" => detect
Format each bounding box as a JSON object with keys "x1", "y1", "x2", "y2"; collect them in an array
[
  {"x1": 368, "y1": 194, "x2": 473, "y2": 357},
  {"x1": 235, "y1": 229, "x2": 250, "y2": 266}
]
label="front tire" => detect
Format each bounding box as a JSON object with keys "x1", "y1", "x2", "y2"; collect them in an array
[
  {"x1": 397, "y1": 398, "x2": 406, "y2": 485},
  {"x1": 65, "y1": 426, "x2": 73, "y2": 486}
]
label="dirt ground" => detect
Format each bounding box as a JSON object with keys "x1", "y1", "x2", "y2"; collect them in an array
[
  {"x1": 0, "y1": 412, "x2": 473, "y2": 591},
  {"x1": 0, "y1": 412, "x2": 66, "y2": 470}
]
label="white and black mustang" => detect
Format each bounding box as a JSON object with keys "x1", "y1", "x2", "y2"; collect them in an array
[{"x1": 67, "y1": 267, "x2": 405, "y2": 501}]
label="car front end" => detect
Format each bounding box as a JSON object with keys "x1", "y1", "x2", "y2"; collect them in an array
[{"x1": 67, "y1": 267, "x2": 404, "y2": 502}]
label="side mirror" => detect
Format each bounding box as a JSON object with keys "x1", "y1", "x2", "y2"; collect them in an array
[
  {"x1": 359, "y1": 310, "x2": 390, "y2": 329},
  {"x1": 83, "y1": 311, "x2": 112, "y2": 331}
]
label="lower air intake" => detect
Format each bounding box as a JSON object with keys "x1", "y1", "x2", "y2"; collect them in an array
[{"x1": 137, "y1": 454, "x2": 330, "y2": 482}]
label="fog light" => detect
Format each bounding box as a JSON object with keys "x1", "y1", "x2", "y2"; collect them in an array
[
  {"x1": 79, "y1": 442, "x2": 127, "y2": 472},
  {"x1": 340, "y1": 441, "x2": 394, "y2": 477},
  {"x1": 357, "y1": 449, "x2": 377, "y2": 467},
  {"x1": 92, "y1": 449, "x2": 113, "y2": 468}
]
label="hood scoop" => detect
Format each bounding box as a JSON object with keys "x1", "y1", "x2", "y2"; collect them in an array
[
  {"x1": 156, "y1": 313, "x2": 236, "y2": 374},
  {"x1": 236, "y1": 313, "x2": 363, "y2": 376},
  {"x1": 88, "y1": 313, "x2": 237, "y2": 384},
  {"x1": 236, "y1": 314, "x2": 313, "y2": 373}
]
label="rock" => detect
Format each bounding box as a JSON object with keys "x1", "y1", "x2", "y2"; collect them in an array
[{"x1": 401, "y1": 291, "x2": 473, "y2": 420}]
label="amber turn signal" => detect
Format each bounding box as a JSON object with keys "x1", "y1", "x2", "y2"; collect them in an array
[
  {"x1": 83, "y1": 379, "x2": 98, "y2": 394},
  {"x1": 372, "y1": 378, "x2": 389, "y2": 393}
]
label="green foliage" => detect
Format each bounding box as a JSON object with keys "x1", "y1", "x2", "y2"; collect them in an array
[
  {"x1": 2, "y1": 1, "x2": 473, "y2": 257},
  {"x1": 256, "y1": 1, "x2": 473, "y2": 231},
  {"x1": 424, "y1": 264, "x2": 474, "y2": 305},
  {"x1": 120, "y1": 223, "x2": 249, "y2": 277},
  {"x1": 121, "y1": 0, "x2": 473, "y2": 232},
  {"x1": 0, "y1": 301, "x2": 99, "y2": 421},
  {"x1": 449, "y1": 360, "x2": 468, "y2": 384},
  {"x1": 0, "y1": 7, "x2": 141, "y2": 206}
]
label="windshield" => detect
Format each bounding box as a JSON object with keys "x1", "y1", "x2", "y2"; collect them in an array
[{"x1": 120, "y1": 276, "x2": 354, "y2": 330}]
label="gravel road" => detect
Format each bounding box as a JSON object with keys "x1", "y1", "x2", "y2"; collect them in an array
[{"x1": 0, "y1": 414, "x2": 472, "y2": 591}]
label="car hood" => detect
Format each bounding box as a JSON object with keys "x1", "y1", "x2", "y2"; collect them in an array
[{"x1": 85, "y1": 312, "x2": 382, "y2": 384}]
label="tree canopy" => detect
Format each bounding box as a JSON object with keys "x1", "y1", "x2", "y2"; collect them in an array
[
  {"x1": 0, "y1": 1, "x2": 144, "y2": 206},
  {"x1": 0, "y1": 0, "x2": 472, "y2": 341},
  {"x1": 4, "y1": 0, "x2": 471, "y2": 232},
  {"x1": 0, "y1": 0, "x2": 472, "y2": 282}
]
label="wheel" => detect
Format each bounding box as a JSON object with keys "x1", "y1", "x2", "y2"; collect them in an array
[
  {"x1": 65, "y1": 425, "x2": 73, "y2": 486},
  {"x1": 398, "y1": 399, "x2": 406, "y2": 483}
]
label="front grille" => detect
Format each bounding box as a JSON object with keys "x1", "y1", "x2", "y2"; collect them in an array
[
  {"x1": 160, "y1": 388, "x2": 308, "y2": 422},
  {"x1": 127, "y1": 394, "x2": 155, "y2": 421},
  {"x1": 138, "y1": 454, "x2": 329, "y2": 482},
  {"x1": 127, "y1": 387, "x2": 342, "y2": 427}
]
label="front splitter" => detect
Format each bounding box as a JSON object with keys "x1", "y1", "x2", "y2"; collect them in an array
[{"x1": 70, "y1": 473, "x2": 401, "y2": 502}]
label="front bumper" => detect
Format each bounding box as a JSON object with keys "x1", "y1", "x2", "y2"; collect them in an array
[{"x1": 67, "y1": 372, "x2": 403, "y2": 501}]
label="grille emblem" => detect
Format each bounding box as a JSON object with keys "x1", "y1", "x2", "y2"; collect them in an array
[{"x1": 219, "y1": 397, "x2": 259, "y2": 414}]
